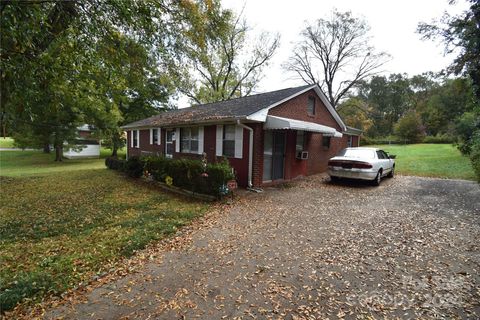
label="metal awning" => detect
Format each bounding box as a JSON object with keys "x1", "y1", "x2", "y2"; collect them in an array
[{"x1": 264, "y1": 115, "x2": 343, "y2": 137}]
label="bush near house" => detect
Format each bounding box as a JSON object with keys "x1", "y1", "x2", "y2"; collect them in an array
[
  {"x1": 104, "y1": 157, "x2": 126, "y2": 171},
  {"x1": 106, "y1": 156, "x2": 235, "y2": 197}
]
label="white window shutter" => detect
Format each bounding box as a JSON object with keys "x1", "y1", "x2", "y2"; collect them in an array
[
  {"x1": 157, "y1": 128, "x2": 161, "y2": 145},
  {"x1": 149, "y1": 129, "x2": 153, "y2": 145},
  {"x1": 130, "y1": 130, "x2": 133, "y2": 148},
  {"x1": 234, "y1": 125, "x2": 243, "y2": 159},
  {"x1": 175, "y1": 128, "x2": 180, "y2": 152},
  {"x1": 137, "y1": 130, "x2": 140, "y2": 148},
  {"x1": 216, "y1": 125, "x2": 223, "y2": 156},
  {"x1": 198, "y1": 126, "x2": 204, "y2": 154}
]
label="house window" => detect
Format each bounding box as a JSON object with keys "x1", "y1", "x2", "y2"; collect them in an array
[
  {"x1": 347, "y1": 136, "x2": 353, "y2": 147},
  {"x1": 296, "y1": 131, "x2": 304, "y2": 151},
  {"x1": 322, "y1": 136, "x2": 331, "y2": 149},
  {"x1": 180, "y1": 127, "x2": 199, "y2": 153},
  {"x1": 223, "y1": 124, "x2": 235, "y2": 157},
  {"x1": 132, "y1": 130, "x2": 139, "y2": 148},
  {"x1": 307, "y1": 96, "x2": 315, "y2": 115},
  {"x1": 151, "y1": 128, "x2": 160, "y2": 145}
]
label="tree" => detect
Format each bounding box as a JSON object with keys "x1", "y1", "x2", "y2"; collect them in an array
[
  {"x1": 394, "y1": 111, "x2": 425, "y2": 143},
  {"x1": 352, "y1": 74, "x2": 413, "y2": 137},
  {"x1": 284, "y1": 10, "x2": 389, "y2": 107},
  {"x1": 418, "y1": 0, "x2": 480, "y2": 100},
  {"x1": 164, "y1": 1, "x2": 280, "y2": 104},
  {"x1": 1, "y1": 1, "x2": 178, "y2": 159},
  {"x1": 337, "y1": 97, "x2": 374, "y2": 132},
  {"x1": 418, "y1": 0, "x2": 480, "y2": 182},
  {"x1": 421, "y1": 77, "x2": 475, "y2": 136}
]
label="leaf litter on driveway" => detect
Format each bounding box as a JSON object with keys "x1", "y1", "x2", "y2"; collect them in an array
[{"x1": 8, "y1": 175, "x2": 480, "y2": 319}]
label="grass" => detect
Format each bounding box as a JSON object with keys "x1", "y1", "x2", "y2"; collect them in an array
[
  {"x1": 374, "y1": 143, "x2": 475, "y2": 180},
  {"x1": 0, "y1": 148, "x2": 125, "y2": 177},
  {"x1": 0, "y1": 151, "x2": 208, "y2": 312},
  {"x1": 0, "y1": 137, "x2": 15, "y2": 148}
]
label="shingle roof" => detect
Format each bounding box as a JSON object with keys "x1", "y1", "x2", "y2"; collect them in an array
[{"x1": 122, "y1": 84, "x2": 313, "y2": 129}]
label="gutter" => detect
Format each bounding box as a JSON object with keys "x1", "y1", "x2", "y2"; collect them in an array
[
  {"x1": 236, "y1": 120, "x2": 253, "y2": 188},
  {"x1": 121, "y1": 116, "x2": 252, "y2": 130}
]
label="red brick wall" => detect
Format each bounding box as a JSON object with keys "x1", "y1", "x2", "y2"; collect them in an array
[
  {"x1": 251, "y1": 123, "x2": 264, "y2": 187},
  {"x1": 352, "y1": 135, "x2": 359, "y2": 147},
  {"x1": 127, "y1": 126, "x2": 251, "y2": 187},
  {"x1": 284, "y1": 130, "x2": 308, "y2": 180},
  {"x1": 127, "y1": 129, "x2": 164, "y2": 158},
  {"x1": 265, "y1": 89, "x2": 347, "y2": 178},
  {"x1": 269, "y1": 89, "x2": 343, "y2": 131}
]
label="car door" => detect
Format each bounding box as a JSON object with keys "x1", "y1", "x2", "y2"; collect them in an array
[
  {"x1": 376, "y1": 150, "x2": 389, "y2": 176},
  {"x1": 378, "y1": 150, "x2": 393, "y2": 174}
]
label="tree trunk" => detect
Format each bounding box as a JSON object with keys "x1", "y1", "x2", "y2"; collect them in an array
[
  {"x1": 43, "y1": 143, "x2": 50, "y2": 153},
  {"x1": 110, "y1": 131, "x2": 121, "y2": 158},
  {"x1": 111, "y1": 146, "x2": 118, "y2": 158},
  {"x1": 55, "y1": 144, "x2": 63, "y2": 161}
]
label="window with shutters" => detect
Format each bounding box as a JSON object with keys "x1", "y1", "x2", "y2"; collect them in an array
[
  {"x1": 223, "y1": 125, "x2": 235, "y2": 157},
  {"x1": 180, "y1": 127, "x2": 199, "y2": 153}
]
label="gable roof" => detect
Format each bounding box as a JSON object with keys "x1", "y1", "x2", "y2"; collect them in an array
[{"x1": 122, "y1": 84, "x2": 347, "y2": 131}]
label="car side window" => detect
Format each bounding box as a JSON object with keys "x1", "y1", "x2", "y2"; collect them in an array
[
  {"x1": 376, "y1": 151, "x2": 385, "y2": 159},
  {"x1": 381, "y1": 151, "x2": 389, "y2": 159}
]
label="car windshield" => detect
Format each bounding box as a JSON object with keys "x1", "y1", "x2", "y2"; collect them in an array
[{"x1": 336, "y1": 149, "x2": 375, "y2": 159}]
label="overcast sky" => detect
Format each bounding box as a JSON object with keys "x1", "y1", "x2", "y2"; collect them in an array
[{"x1": 221, "y1": 0, "x2": 469, "y2": 93}]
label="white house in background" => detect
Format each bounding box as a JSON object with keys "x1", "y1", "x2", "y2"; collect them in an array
[{"x1": 63, "y1": 125, "x2": 100, "y2": 159}]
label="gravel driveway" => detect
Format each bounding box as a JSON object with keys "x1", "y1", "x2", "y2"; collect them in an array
[{"x1": 40, "y1": 175, "x2": 479, "y2": 319}]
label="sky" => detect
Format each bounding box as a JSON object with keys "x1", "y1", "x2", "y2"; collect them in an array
[{"x1": 220, "y1": 0, "x2": 469, "y2": 93}]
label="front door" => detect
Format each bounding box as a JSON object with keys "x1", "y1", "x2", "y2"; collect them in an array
[
  {"x1": 165, "y1": 129, "x2": 174, "y2": 158},
  {"x1": 263, "y1": 131, "x2": 285, "y2": 181}
]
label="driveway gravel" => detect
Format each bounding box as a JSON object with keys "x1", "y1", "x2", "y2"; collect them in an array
[{"x1": 38, "y1": 175, "x2": 480, "y2": 319}]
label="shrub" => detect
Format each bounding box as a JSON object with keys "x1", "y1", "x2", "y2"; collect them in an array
[
  {"x1": 206, "y1": 158, "x2": 235, "y2": 196},
  {"x1": 166, "y1": 158, "x2": 204, "y2": 191},
  {"x1": 423, "y1": 134, "x2": 455, "y2": 144},
  {"x1": 394, "y1": 111, "x2": 425, "y2": 143},
  {"x1": 124, "y1": 156, "x2": 143, "y2": 178},
  {"x1": 105, "y1": 157, "x2": 126, "y2": 171},
  {"x1": 361, "y1": 136, "x2": 400, "y2": 146},
  {"x1": 469, "y1": 132, "x2": 480, "y2": 182},
  {"x1": 143, "y1": 156, "x2": 169, "y2": 181},
  {"x1": 140, "y1": 156, "x2": 235, "y2": 196}
]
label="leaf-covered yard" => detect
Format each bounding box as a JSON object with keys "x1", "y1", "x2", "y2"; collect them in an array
[{"x1": 0, "y1": 168, "x2": 208, "y2": 312}]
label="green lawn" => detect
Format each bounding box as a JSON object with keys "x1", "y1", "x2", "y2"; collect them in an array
[
  {"x1": 0, "y1": 151, "x2": 208, "y2": 312},
  {"x1": 0, "y1": 137, "x2": 14, "y2": 148},
  {"x1": 374, "y1": 144, "x2": 475, "y2": 180},
  {"x1": 0, "y1": 148, "x2": 125, "y2": 177}
]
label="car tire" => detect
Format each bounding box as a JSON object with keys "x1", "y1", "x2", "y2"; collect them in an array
[
  {"x1": 372, "y1": 170, "x2": 382, "y2": 186},
  {"x1": 387, "y1": 166, "x2": 395, "y2": 178}
]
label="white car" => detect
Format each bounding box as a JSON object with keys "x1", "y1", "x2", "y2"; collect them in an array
[{"x1": 328, "y1": 147, "x2": 395, "y2": 185}]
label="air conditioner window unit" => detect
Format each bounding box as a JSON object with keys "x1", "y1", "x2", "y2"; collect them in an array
[{"x1": 296, "y1": 151, "x2": 309, "y2": 160}]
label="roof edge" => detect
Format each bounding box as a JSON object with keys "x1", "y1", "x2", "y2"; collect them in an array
[{"x1": 246, "y1": 84, "x2": 317, "y2": 122}]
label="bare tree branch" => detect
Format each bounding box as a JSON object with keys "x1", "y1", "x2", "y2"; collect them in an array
[{"x1": 284, "y1": 9, "x2": 390, "y2": 107}]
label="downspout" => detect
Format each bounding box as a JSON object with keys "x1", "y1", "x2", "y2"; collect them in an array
[
  {"x1": 236, "y1": 120, "x2": 253, "y2": 188},
  {"x1": 125, "y1": 131, "x2": 129, "y2": 160}
]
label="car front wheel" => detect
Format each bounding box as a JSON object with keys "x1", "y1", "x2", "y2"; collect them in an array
[{"x1": 388, "y1": 166, "x2": 395, "y2": 178}]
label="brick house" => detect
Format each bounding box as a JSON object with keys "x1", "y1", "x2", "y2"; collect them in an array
[{"x1": 122, "y1": 84, "x2": 361, "y2": 188}]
